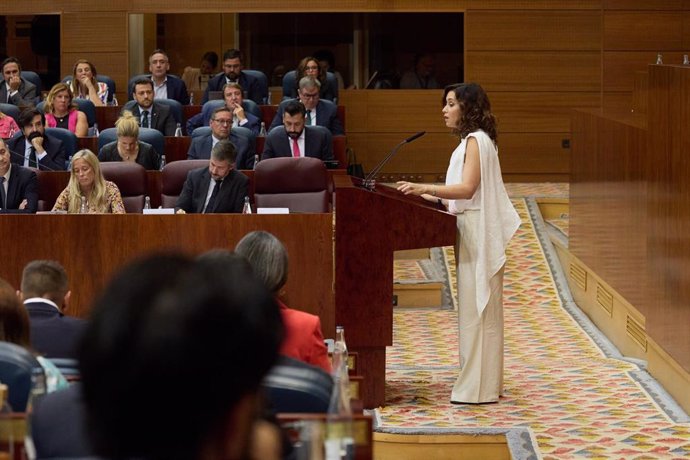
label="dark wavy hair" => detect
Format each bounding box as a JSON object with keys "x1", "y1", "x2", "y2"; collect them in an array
[{"x1": 443, "y1": 82, "x2": 498, "y2": 144}]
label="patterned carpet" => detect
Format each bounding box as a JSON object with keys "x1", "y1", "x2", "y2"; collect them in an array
[{"x1": 379, "y1": 184, "x2": 690, "y2": 459}]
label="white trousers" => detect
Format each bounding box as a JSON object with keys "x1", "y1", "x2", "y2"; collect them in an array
[{"x1": 451, "y1": 210, "x2": 505, "y2": 403}]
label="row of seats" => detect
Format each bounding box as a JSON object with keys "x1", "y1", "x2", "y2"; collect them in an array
[{"x1": 36, "y1": 157, "x2": 333, "y2": 214}]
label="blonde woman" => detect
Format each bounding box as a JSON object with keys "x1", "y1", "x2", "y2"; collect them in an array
[
  {"x1": 98, "y1": 111, "x2": 160, "y2": 170},
  {"x1": 43, "y1": 83, "x2": 88, "y2": 137},
  {"x1": 66, "y1": 59, "x2": 108, "y2": 107},
  {"x1": 52, "y1": 149, "x2": 125, "y2": 214}
]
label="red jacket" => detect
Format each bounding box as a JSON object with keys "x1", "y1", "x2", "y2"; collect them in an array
[{"x1": 278, "y1": 300, "x2": 331, "y2": 373}]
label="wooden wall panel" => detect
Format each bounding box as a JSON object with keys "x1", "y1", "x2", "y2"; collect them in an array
[
  {"x1": 603, "y1": 53, "x2": 687, "y2": 91},
  {"x1": 465, "y1": 51, "x2": 601, "y2": 92},
  {"x1": 604, "y1": 12, "x2": 683, "y2": 50},
  {"x1": 604, "y1": 0, "x2": 683, "y2": 9},
  {"x1": 61, "y1": 12, "x2": 128, "y2": 52},
  {"x1": 466, "y1": 11, "x2": 601, "y2": 51},
  {"x1": 491, "y1": 92, "x2": 601, "y2": 132}
]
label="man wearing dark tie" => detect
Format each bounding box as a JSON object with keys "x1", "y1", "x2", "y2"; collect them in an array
[
  {"x1": 187, "y1": 106, "x2": 255, "y2": 169},
  {"x1": 262, "y1": 100, "x2": 334, "y2": 161},
  {"x1": 126, "y1": 78, "x2": 177, "y2": 136},
  {"x1": 7, "y1": 108, "x2": 67, "y2": 171},
  {"x1": 0, "y1": 138, "x2": 38, "y2": 213},
  {"x1": 175, "y1": 139, "x2": 249, "y2": 214},
  {"x1": 202, "y1": 48, "x2": 263, "y2": 104}
]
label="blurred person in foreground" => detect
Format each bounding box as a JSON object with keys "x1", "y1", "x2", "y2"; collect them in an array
[{"x1": 78, "y1": 252, "x2": 284, "y2": 460}]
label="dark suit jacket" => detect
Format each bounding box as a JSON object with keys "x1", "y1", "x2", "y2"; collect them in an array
[
  {"x1": 8, "y1": 132, "x2": 67, "y2": 171},
  {"x1": 160, "y1": 75, "x2": 189, "y2": 106},
  {"x1": 186, "y1": 109, "x2": 261, "y2": 137},
  {"x1": 202, "y1": 71, "x2": 263, "y2": 105},
  {"x1": 31, "y1": 383, "x2": 93, "y2": 458},
  {"x1": 187, "y1": 131, "x2": 255, "y2": 170},
  {"x1": 2, "y1": 164, "x2": 38, "y2": 213},
  {"x1": 269, "y1": 99, "x2": 344, "y2": 135},
  {"x1": 25, "y1": 300, "x2": 87, "y2": 360},
  {"x1": 0, "y1": 78, "x2": 37, "y2": 107},
  {"x1": 126, "y1": 102, "x2": 177, "y2": 136},
  {"x1": 98, "y1": 140, "x2": 161, "y2": 170},
  {"x1": 175, "y1": 167, "x2": 249, "y2": 214},
  {"x1": 262, "y1": 126, "x2": 334, "y2": 161}
]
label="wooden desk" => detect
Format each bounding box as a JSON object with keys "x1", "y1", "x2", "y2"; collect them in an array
[{"x1": 95, "y1": 105, "x2": 202, "y2": 130}]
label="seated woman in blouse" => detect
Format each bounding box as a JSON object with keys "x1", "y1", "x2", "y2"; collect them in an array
[
  {"x1": 52, "y1": 149, "x2": 125, "y2": 214},
  {"x1": 0, "y1": 109, "x2": 19, "y2": 139},
  {"x1": 43, "y1": 83, "x2": 88, "y2": 137},
  {"x1": 98, "y1": 111, "x2": 160, "y2": 170},
  {"x1": 66, "y1": 59, "x2": 108, "y2": 107}
]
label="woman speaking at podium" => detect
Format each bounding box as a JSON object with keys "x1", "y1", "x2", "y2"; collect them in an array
[{"x1": 397, "y1": 83, "x2": 520, "y2": 404}]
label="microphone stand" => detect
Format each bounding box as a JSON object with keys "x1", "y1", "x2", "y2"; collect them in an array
[{"x1": 358, "y1": 131, "x2": 425, "y2": 191}]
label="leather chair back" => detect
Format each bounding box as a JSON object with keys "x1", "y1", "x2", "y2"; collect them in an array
[
  {"x1": 21, "y1": 71, "x2": 42, "y2": 99},
  {"x1": 0, "y1": 103, "x2": 21, "y2": 124},
  {"x1": 254, "y1": 157, "x2": 330, "y2": 213},
  {"x1": 0, "y1": 342, "x2": 45, "y2": 412},
  {"x1": 242, "y1": 69, "x2": 269, "y2": 104},
  {"x1": 45, "y1": 127, "x2": 78, "y2": 167},
  {"x1": 200, "y1": 99, "x2": 262, "y2": 126},
  {"x1": 161, "y1": 159, "x2": 208, "y2": 208},
  {"x1": 261, "y1": 356, "x2": 333, "y2": 413},
  {"x1": 100, "y1": 161, "x2": 147, "y2": 213},
  {"x1": 73, "y1": 98, "x2": 96, "y2": 128}
]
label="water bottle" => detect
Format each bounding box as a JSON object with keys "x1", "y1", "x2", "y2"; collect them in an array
[
  {"x1": 144, "y1": 196, "x2": 151, "y2": 210},
  {"x1": 111, "y1": 95, "x2": 119, "y2": 106},
  {"x1": 325, "y1": 326, "x2": 354, "y2": 460},
  {"x1": 174, "y1": 123, "x2": 183, "y2": 137},
  {"x1": 684, "y1": 54, "x2": 689, "y2": 65},
  {"x1": 0, "y1": 384, "x2": 13, "y2": 460},
  {"x1": 656, "y1": 53, "x2": 663, "y2": 65},
  {"x1": 242, "y1": 196, "x2": 252, "y2": 214},
  {"x1": 259, "y1": 122, "x2": 267, "y2": 137},
  {"x1": 159, "y1": 154, "x2": 166, "y2": 171},
  {"x1": 79, "y1": 195, "x2": 87, "y2": 214},
  {"x1": 92, "y1": 122, "x2": 99, "y2": 137},
  {"x1": 253, "y1": 154, "x2": 259, "y2": 170},
  {"x1": 189, "y1": 92, "x2": 194, "y2": 105}
]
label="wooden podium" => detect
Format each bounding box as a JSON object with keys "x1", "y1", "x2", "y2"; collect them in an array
[{"x1": 334, "y1": 176, "x2": 457, "y2": 407}]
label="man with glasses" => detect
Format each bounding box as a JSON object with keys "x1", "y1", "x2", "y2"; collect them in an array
[
  {"x1": 202, "y1": 49, "x2": 263, "y2": 105},
  {"x1": 269, "y1": 77, "x2": 344, "y2": 135},
  {"x1": 187, "y1": 106, "x2": 255, "y2": 169}
]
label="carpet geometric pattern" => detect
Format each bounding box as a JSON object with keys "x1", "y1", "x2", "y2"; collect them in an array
[{"x1": 378, "y1": 196, "x2": 690, "y2": 459}]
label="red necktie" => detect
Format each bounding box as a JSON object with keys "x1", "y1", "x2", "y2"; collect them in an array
[{"x1": 292, "y1": 138, "x2": 301, "y2": 157}]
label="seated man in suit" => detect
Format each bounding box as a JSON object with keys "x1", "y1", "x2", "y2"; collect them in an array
[
  {"x1": 202, "y1": 48, "x2": 263, "y2": 105},
  {"x1": 78, "y1": 253, "x2": 284, "y2": 460},
  {"x1": 19, "y1": 260, "x2": 86, "y2": 359},
  {"x1": 187, "y1": 83, "x2": 261, "y2": 136},
  {"x1": 176, "y1": 139, "x2": 249, "y2": 214},
  {"x1": 0, "y1": 138, "x2": 38, "y2": 213},
  {"x1": 269, "y1": 77, "x2": 344, "y2": 135},
  {"x1": 7, "y1": 108, "x2": 67, "y2": 171},
  {"x1": 262, "y1": 100, "x2": 334, "y2": 161},
  {"x1": 0, "y1": 57, "x2": 37, "y2": 107},
  {"x1": 187, "y1": 106, "x2": 255, "y2": 169},
  {"x1": 126, "y1": 78, "x2": 177, "y2": 136},
  {"x1": 148, "y1": 49, "x2": 190, "y2": 106}
]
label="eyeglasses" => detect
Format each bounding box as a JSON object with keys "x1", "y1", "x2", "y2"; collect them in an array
[
  {"x1": 213, "y1": 118, "x2": 232, "y2": 126},
  {"x1": 305, "y1": 65, "x2": 319, "y2": 70},
  {"x1": 301, "y1": 92, "x2": 319, "y2": 100}
]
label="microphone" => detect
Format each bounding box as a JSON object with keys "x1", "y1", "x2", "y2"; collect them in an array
[
  {"x1": 360, "y1": 131, "x2": 426, "y2": 190},
  {"x1": 7, "y1": 145, "x2": 57, "y2": 172}
]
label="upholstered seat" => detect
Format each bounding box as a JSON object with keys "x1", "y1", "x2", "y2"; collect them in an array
[
  {"x1": 261, "y1": 356, "x2": 333, "y2": 413},
  {"x1": 0, "y1": 341, "x2": 45, "y2": 412},
  {"x1": 100, "y1": 161, "x2": 147, "y2": 213},
  {"x1": 98, "y1": 127, "x2": 165, "y2": 159},
  {"x1": 254, "y1": 157, "x2": 331, "y2": 213},
  {"x1": 160, "y1": 159, "x2": 208, "y2": 208}
]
